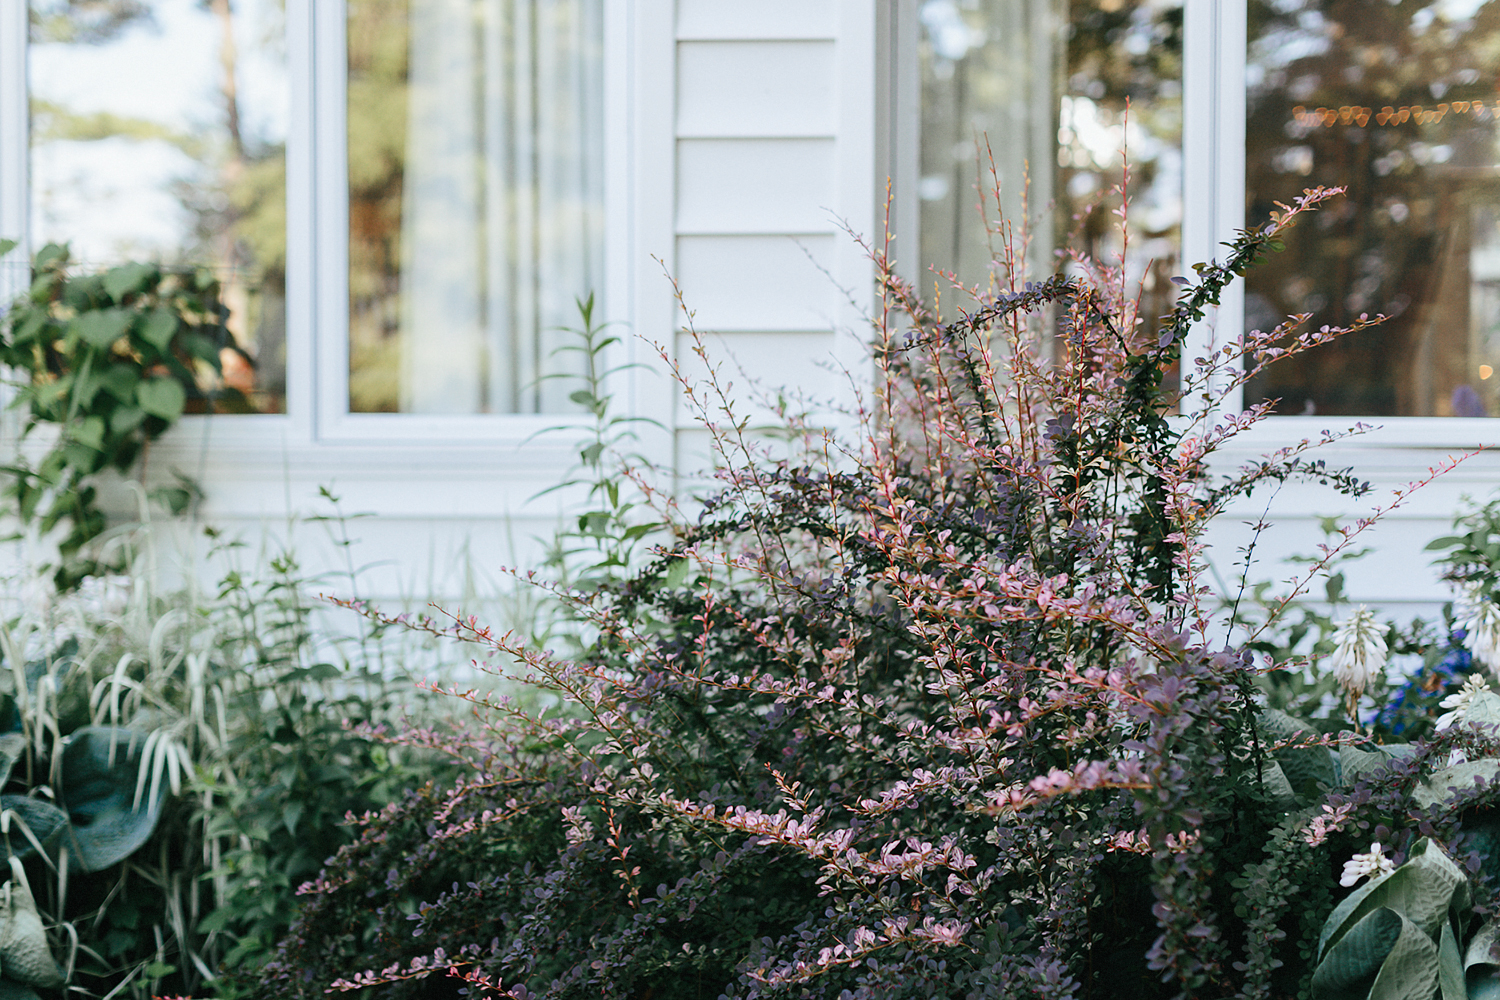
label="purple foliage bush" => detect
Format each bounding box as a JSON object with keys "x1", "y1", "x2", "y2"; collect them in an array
[{"x1": 246, "y1": 188, "x2": 1486, "y2": 1000}]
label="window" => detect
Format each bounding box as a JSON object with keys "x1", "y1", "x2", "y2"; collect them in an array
[
  {"x1": 914, "y1": 0, "x2": 1500, "y2": 428},
  {"x1": 1245, "y1": 0, "x2": 1500, "y2": 419},
  {"x1": 345, "y1": 0, "x2": 603, "y2": 415},
  {"x1": 26, "y1": 0, "x2": 288, "y2": 413},
  {"x1": 2, "y1": 0, "x2": 606, "y2": 430},
  {"x1": 917, "y1": 0, "x2": 1185, "y2": 333}
]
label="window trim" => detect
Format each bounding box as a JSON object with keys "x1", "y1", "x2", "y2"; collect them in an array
[{"x1": 2, "y1": 0, "x2": 646, "y2": 453}]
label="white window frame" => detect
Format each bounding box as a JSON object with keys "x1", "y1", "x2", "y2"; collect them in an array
[
  {"x1": 1181, "y1": 2, "x2": 1499, "y2": 451},
  {"x1": 0, "y1": 0, "x2": 671, "y2": 465}
]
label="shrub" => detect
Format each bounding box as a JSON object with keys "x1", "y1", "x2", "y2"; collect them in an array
[
  {"x1": 0, "y1": 510, "x2": 462, "y2": 1000},
  {"x1": 241, "y1": 185, "x2": 1500, "y2": 1000}
]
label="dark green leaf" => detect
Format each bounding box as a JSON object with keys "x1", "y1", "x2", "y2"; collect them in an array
[
  {"x1": 109, "y1": 407, "x2": 146, "y2": 437},
  {"x1": 101, "y1": 262, "x2": 156, "y2": 302},
  {"x1": 136, "y1": 377, "x2": 186, "y2": 421},
  {"x1": 1311, "y1": 907, "x2": 1403, "y2": 999},
  {"x1": 59, "y1": 726, "x2": 165, "y2": 872},
  {"x1": 73, "y1": 309, "x2": 132, "y2": 350},
  {"x1": 138, "y1": 308, "x2": 177, "y2": 350}
]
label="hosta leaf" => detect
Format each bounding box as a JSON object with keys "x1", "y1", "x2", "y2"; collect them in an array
[
  {"x1": 1465, "y1": 691, "x2": 1500, "y2": 729},
  {"x1": 1438, "y1": 917, "x2": 1464, "y2": 1000},
  {"x1": 1259, "y1": 709, "x2": 1337, "y2": 798},
  {"x1": 0, "y1": 796, "x2": 69, "y2": 863},
  {"x1": 0, "y1": 735, "x2": 26, "y2": 789},
  {"x1": 0, "y1": 859, "x2": 62, "y2": 988},
  {"x1": 135, "y1": 377, "x2": 185, "y2": 421},
  {"x1": 59, "y1": 727, "x2": 164, "y2": 872},
  {"x1": 1413, "y1": 760, "x2": 1500, "y2": 810},
  {"x1": 1365, "y1": 911, "x2": 1440, "y2": 1000},
  {"x1": 1340, "y1": 744, "x2": 1414, "y2": 787},
  {"x1": 1468, "y1": 918, "x2": 1500, "y2": 1000},
  {"x1": 1319, "y1": 839, "x2": 1466, "y2": 960},
  {"x1": 1259, "y1": 761, "x2": 1299, "y2": 812},
  {"x1": 1312, "y1": 906, "x2": 1403, "y2": 999},
  {"x1": 0, "y1": 982, "x2": 41, "y2": 999}
]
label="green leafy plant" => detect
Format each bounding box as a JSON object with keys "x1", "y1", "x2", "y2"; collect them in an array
[
  {"x1": 0, "y1": 240, "x2": 240, "y2": 589},
  {"x1": 1311, "y1": 838, "x2": 1471, "y2": 1000}
]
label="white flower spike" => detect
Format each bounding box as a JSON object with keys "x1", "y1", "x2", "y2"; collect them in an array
[
  {"x1": 1340, "y1": 842, "x2": 1396, "y2": 888},
  {"x1": 1328, "y1": 607, "x2": 1389, "y2": 702},
  {"x1": 1437, "y1": 673, "x2": 1492, "y2": 732},
  {"x1": 1457, "y1": 585, "x2": 1500, "y2": 680}
]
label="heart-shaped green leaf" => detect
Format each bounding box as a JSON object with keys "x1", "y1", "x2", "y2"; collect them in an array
[
  {"x1": 101, "y1": 262, "x2": 156, "y2": 303},
  {"x1": 135, "y1": 377, "x2": 186, "y2": 421},
  {"x1": 137, "y1": 308, "x2": 177, "y2": 350},
  {"x1": 72, "y1": 310, "x2": 131, "y2": 350}
]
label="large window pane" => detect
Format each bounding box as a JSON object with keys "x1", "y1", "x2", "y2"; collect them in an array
[
  {"x1": 346, "y1": 0, "x2": 603, "y2": 415},
  {"x1": 918, "y1": 0, "x2": 1183, "y2": 330},
  {"x1": 28, "y1": 0, "x2": 288, "y2": 414},
  {"x1": 1246, "y1": 0, "x2": 1500, "y2": 417}
]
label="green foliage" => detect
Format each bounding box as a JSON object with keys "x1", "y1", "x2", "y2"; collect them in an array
[
  {"x1": 1311, "y1": 840, "x2": 1471, "y2": 1000},
  {"x1": 0, "y1": 243, "x2": 241, "y2": 589},
  {"x1": 0, "y1": 502, "x2": 464, "y2": 999},
  {"x1": 245, "y1": 188, "x2": 1488, "y2": 1000}
]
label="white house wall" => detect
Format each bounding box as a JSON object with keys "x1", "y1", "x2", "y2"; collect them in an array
[{"x1": 58, "y1": 0, "x2": 878, "y2": 614}]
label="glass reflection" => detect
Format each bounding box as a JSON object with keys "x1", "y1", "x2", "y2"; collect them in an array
[
  {"x1": 346, "y1": 0, "x2": 603, "y2": 415},
  {"x1": 28, "y1": 0, "x2": 288, "y2": 414},
  {"x1": 1246, "y1": 0, "x2": 1500, "y2": 417},
  {"x1": 918, "y1": 0, "x2": 1183, "y2": 333}
]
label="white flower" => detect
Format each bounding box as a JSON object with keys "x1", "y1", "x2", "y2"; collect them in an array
[
  {"x1": 1340, "y1": 842, "x2": 1396, "y2": 887},
  {"x1": 1456, "y1": 585, "x2": 1500, "y2": 678},
  {"x1": 1436, "y1": 673, "x2": 1492, "y2": 731},
  {"x1": 1327, "y1": 607, "x2": 1389, "y2": 700}
]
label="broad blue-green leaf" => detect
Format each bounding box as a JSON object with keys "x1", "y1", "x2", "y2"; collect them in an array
[
  {"x1": 138, "y1": 308, "x2": 177, "y2": 350},
  {"x1": 1466, "y1": 918, "x2": 1500, "y2": 1000},
  {"x1": 1465, "y1": 691, "x2": 1500, "y2": 729},
  {"x1": 1438, "y1": 917, "x2": 1464, "y2": 1000},
  {"x1": 1340, "y1": 743, "x2": 1415, "y2": 787},
  {"x1": 58, "y1": 727, "x2": 164, "y2": 872},
  {"x1": 0, "y1": 796, "x2": 69, "y2": 864},
  {"x1": 102, "y1": 262, "x2": 155, "y2": 302},
  {"x1": 1365, "y1": 910, "x2": 1440, "y2": 1000},
  {"x1": 135, "y1": 377, "x2": 185, "y2": 421},
  {"x1": 0, "y1": 858, "x2": 62, "y2": 987},
  {"x1": 0, "y1": 981, "x2": 42, "y2": 999},
  {"x1": 1413, "y1": 759, "x2": 1500, "y2": 810},
  {"x1": 0, "y1": 735, "x2": 26, "y2": 789},
  {"x1": 1319, "y1": 840, "x2": 1467, "y2": 960},
  {"x1": 1260, "y1": 760, "x2": 1299, "y2": 812},
  {"x1": 1312, "y1": 906, "x2": 1403, "y2": 999},
  {"x1": 72, "y1": 310, "x2": 131, "y2": 350},
  {"x1": 1260, "y1": 709, "x2": 1337, "y2": 799}
]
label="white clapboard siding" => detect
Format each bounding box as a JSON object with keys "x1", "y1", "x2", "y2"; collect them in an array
[
  {"x1": 1203, "y1": 435, "x2": 1500, "y2": 622},
  {"x1": 671, "y1": 1, "x2": 872, "y2": 485}
]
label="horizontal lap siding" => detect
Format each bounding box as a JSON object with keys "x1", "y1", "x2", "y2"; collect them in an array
[{"x1": 672, "y1": 3, "x2": 848, "y2": 482}]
